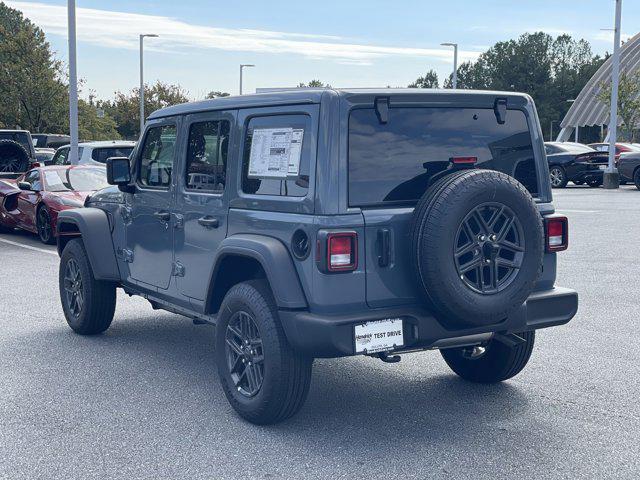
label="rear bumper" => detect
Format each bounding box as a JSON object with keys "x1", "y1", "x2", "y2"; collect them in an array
[
  {"x1": 571, "y1": 167, "x2": 604, "y2": 183},
  {"x1": 279, "y1": 287, "x2": 578, "y2": 358}
]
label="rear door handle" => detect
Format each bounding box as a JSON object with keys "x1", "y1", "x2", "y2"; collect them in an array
[
  {"x1": 198, "y1": 216, "x2": 219, "y2": 229},
  {"x1": 153, "y1": 211, "x2": 171, "y2": 222}
]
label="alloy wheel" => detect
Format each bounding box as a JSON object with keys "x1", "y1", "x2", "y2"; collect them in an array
[
  {"x1": 454, "y1": 202, "x2": 525, "y2": 294},
  {"x1": 38, "y1": 209, "x2": 52, "y2": 243},
  {"x1": 225, "y1": 311, "x2": 264, "y2": 397},
  {"x1": 63, "y1": 258, "x2": 84, "y2": 319},
  {"x1": 549, "y1": 167, "x2": 564, "y2": 187}
]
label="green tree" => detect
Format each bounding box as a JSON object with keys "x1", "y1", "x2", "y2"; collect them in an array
[
  {"x1": 298, "y1": 80, "x2": 331, "y2": 88},
  {"x1": 408, "y1": 70, "x2": 439, "y2": 88},
  {"x1": 597, "y1": 71, "x2": 640, "y2": 142},
  {"x1": 205, "y1": 91, "x2": 230, "y2": 99},
  {"x1": 0, "y1": 2, "x2": 67, "y2": 132},
  {"x1": 78, "y1": 100, "x2": 120, "y2": 141},
  {"x1": 102, "y1": 81, "x2": 190, "y2": 139}
]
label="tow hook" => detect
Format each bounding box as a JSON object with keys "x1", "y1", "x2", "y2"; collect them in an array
[{"x1": 376, "y1": 352, "x2": 401, "y2": 363}]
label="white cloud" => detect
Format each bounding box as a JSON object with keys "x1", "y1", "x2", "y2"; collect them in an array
[
  {"x1": 6, "y1": 1, "x2": 481, "y2": 64},
  {"x1": 592, "y1": 30, "x2": 634, "y2": 44}
]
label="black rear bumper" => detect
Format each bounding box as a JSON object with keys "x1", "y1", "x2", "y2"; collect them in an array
[
  {"x1": 279, "y1": 287, "x2": 578, "y2": 358},
  {"x1": 570, "y1": 168, "x2": 604, "y2": 183}
]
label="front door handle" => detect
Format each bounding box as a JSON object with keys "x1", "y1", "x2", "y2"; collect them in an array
[
  {"x1": 153, "y1": 211, "x2": 171, "y2": 222},
  {"x1": 198, "y1": 216, "x2": 219, "y2": 229}
]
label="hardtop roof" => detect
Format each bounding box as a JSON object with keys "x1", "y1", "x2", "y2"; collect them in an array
[{"x1": 148, "y1": 88, "x2": 531, "y2": 120}]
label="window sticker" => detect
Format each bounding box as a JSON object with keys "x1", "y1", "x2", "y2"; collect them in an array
[{"x1": 248, "y1": 128, "x2": 304, "y2": 179}]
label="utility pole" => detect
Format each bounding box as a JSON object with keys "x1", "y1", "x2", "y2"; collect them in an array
[
  {"x1": 139, "y1": 34, "x2": 159, "y2": 138},
  {"x1": 604, "y1": 0, "x2": 622, "y2": 189},
  {"x1": 239, "y1": 64, "x2": 255, "y2": 95},
  {"x1": 67, "y1": 0, "x2": 79, "y2": 164},
  {"x1": 441, "y1": 43, "x2": 458, "y2": 89}
]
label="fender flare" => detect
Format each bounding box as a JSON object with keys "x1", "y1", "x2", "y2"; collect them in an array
[
  {"x1": 56, "y1": 208, "x2": 120, "y2": 281},
  {"x1": 210, "y1": 234, "x2": 307, "y2": 310}
]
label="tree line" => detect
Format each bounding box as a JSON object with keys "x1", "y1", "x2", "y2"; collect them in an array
[{"x1": 0, "y1": 2, "x2": 626, "y2": 143}]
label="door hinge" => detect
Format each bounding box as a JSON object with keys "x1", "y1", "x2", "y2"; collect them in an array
[
  {"x1": 172, "y1": 261, "x2": 185, "y2": 277},
  {"x1": 122, "y1": 248, "x2": 134, "y2": 263},
  {"x1": 173, "y1": 213, "x2": 184, "y2": 229}
]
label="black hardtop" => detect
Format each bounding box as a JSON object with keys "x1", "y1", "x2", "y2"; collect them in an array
[{"x1": 148, "y1": 88, "x2": 533, "y2": 120}]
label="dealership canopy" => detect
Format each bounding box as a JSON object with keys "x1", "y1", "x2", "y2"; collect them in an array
[{"x1": 557, "y1": 31, "x2": 640, "y2": 142}]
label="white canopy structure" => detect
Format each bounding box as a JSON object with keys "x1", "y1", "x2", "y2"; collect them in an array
[{"x1": 557, "y1": 31, "x2": 640, "y2": 142}]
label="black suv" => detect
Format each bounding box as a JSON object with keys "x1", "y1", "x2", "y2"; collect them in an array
[{"x1": 56, "y1": 89, "x2": 578, "y2": 424}]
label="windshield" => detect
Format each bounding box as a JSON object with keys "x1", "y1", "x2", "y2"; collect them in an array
[
  {"x1": 348, "y1": 107, "x2": 538, "y2": 206},
  {"x1": 43, "y1": 167, "x2": 108, "y2": 192},
  {"x1": 0, "y1": 132, "x2": 31, "y2": 150}
]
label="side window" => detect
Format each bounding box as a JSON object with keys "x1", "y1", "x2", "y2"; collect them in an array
[
  {"x1": 53, "y1": 148, "x2": 69, "y2": 165},
  {"x1": 138, "y1": 125, "x2": 177, "y2": 188},
  {"x1": 241, "y1": 114, "x2": 311, "y2": 197},
  {"x1": 185, "y1": 120, "x2": 230, "y2": 192}
]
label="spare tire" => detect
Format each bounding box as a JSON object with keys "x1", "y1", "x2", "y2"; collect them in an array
[
  {"x1": 410, "y1": 169, "x2": 543, "y2": 328},
  {"x1": 0, "y1": 140, "x2": 31, "y2": 173}
]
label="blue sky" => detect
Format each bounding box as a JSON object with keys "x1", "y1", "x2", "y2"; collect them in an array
[{"x1": 6, "y1": 0, "x2": 640, "y2": 100}]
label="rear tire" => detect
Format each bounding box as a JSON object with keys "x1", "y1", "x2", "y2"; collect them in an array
[
  {"x1": 634, "y1": 169, "x2": 640, "y2": 191},
  {"x1": 549, "y1": 166, "x2": 568, "y2": 188},
  {"x1": 441, "y1": 331, "x2": 535, "y2": 383},
  {"x1": 59, "y1": 238, "x2": 116, "y2": 335},
  {"x1": 215, "y1": 280, "x2": 312, "y2": 425}
]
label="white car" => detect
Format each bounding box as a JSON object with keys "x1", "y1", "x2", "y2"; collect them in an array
[{"x1": 51, "y1": 141, "x2": 136, "y2": 166}]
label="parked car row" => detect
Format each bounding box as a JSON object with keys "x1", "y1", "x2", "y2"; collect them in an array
[{"x1": 544, "y1": 141, "x2": 640, "y2": 189}]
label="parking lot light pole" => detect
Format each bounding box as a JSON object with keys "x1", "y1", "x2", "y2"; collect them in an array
[
  {"x1": 604, "y1": 0, "x2": 622, "y2": 189},
  {"x1": 441, "y1": 43, "x2": 458, "y2": 89},
  {"x1": 239, "y1": 64, "x2": 255, "y2": 95},
  {"x1": 139, "y1": 34, "x2": 159, "y2": 138},
  {"x1": 67, "y1": 0, "x2": 79, "y2": 165}
]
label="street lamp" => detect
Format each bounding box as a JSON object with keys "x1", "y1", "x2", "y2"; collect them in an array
[
  {"x1": 239, "y1": 64, "x2": 255, "y2": 95},
  {"x1": 441, "y1": 43, "x2": 458, "y2": 89},
  {"x1": 67, "y1": 0, "x2": 79, "y2": 164},
  {"x1": 604, "y1": 0, "x2": 622, "y2": 189},
  {"x1": 139, "y1": 34, "x2": 159, "y2": 137}
]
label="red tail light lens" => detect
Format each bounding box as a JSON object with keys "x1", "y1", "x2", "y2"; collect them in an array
[
  {"x1": 545, "y1": 216, "x2": 568, "y2": 252},
  {"x1": 327, "y1": 232, "x2": 357, "y2": 271},
  {"x1": 450, "y1": 156, "x2": 478, "y2": 165}
]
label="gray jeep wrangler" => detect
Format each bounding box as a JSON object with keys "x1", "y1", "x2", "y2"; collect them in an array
[{"x1": 57, "y1": 89, "x2": 578, "y2": 424}]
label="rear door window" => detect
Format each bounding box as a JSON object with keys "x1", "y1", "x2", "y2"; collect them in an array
[
  {"x1": 348, "y1": 107, "x2": 538, "y2": 206},
  {"x1": 241, "y1": 114, "x2": 311, "y2": 197},
  {"x1": 185, "y1": 120, "x2": 230, "y2": 192}
]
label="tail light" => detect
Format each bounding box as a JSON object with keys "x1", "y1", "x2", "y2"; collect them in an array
[
  {"x1": 450, "y1": 156, "x2": 477, "y2": 165},
  {"x1": 316, "y1": 231, "x2": 358, "y2": 272},
  {"x1": 545, "y1": 215, "x2": 568, "y2": 252}
]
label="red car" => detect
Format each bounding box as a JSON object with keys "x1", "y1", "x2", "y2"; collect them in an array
[{"x1": 0, "y1": 165, "x2": 108, "y2": 244}]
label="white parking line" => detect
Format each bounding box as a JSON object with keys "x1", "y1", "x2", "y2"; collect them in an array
[
  {"x1": 0, "y1": 237, "x2": 58, "y2": 256},
  {"x1": 557, "y1": 209, "x2": 601, "y2": 213}
]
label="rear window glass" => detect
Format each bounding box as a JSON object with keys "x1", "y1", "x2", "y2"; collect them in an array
[
  {"x1": 348, "y1": 107, "x2": 538, "y2": 206},
  {"x1": 91, "y1": 147, "x2": 134, "y2": 163}
]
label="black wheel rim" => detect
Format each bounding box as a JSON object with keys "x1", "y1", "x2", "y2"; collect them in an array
[
  {"x1": 454, "y1": 202, "x2": 525, "y2": 295},
  {"x1": 63, "y1": 258, "x2": 83, "y2": 319},
  {"x1": 549, "y1": 167, "x2": 564, "y2": 187},
  {"x1": 38, "y1": 209, "x2": 51, "y2": 242},
  {"x1": 225, "y1": 311, "x2": 264, "y2": 397},
  {"x1": 0, "y1": 155, "x2": 21, "y2": 172}
]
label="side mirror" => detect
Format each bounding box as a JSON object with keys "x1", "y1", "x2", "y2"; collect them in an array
[
  {"x1": 17, "y1": 181, "x2": 32, "y2": 191},
  {"x1": 106, "y1": 157, "x2": 133, "y2": 192}
]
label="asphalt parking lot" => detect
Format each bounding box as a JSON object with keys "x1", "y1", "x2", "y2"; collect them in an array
[{"x1": 1, "y1": 185, "x2": 639, "y2": 480}]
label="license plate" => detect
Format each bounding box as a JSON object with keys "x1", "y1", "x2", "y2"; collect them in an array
[
  {"x1": 599, "y1": 165, "x2": 606, "y2": 170},
  {"x1": 354, "y1": 318, "x2": 404, "y2": 354}
]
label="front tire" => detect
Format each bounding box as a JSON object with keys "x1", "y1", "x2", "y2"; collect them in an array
[
  {"x1": 59, "y1": 239, "x2": 116, "y2": 335},
  {"x1": 37, "y1": 206, "x2": 55, "y2": 244},
  {"x1": 549, "y1": 166, "x2": 568, "y2": 188},
  {"x1": 215, "y1": 280, "x2": 312, "y2": 425},
  {"x1": 441, "y1": 331, "x2": 535, "y2": 383}
]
